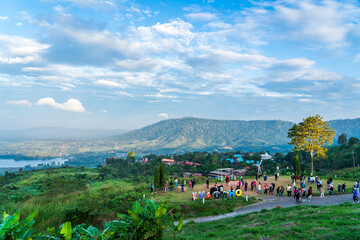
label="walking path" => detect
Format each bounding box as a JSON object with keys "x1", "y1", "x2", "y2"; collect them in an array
[{"x1": 181, "y1": 194, "x2": 353, "y2": 224}]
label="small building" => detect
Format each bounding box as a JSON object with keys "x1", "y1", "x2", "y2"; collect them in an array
[
  {"x1": 162, "y1": 159, "x2": 175, "y2": 165},
  {"x1": 233, "y1": 167, "x2": 250, "y2": 176},
  {"x1": 261, "y1": 153, "x2": 272, "y2": 161},
  {"x1": 183, "y1": 172, "x2": 192, "y2": 178},
  {"x1": 208, "y1": 168, "x2": 234, "y2": 179}
]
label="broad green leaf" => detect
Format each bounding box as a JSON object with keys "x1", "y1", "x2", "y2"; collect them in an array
[
  {"x1": 174, "y1": 217, "x2": 183, "y2": 232},
  {"x1": 60, "y1": 222, "x2": 73, "y2": 240}
]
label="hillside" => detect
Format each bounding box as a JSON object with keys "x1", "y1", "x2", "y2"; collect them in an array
[
  {"x1": 1, "y1": 117, "x2": 360, "y2": 156},
  {"x1": 108, "y1": 118, "x2": 294, "y2": 153}
]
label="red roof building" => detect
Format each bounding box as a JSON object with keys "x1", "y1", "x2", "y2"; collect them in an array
[{"x1": 162, "y1": 159, "x2": 175, "y2": 165}]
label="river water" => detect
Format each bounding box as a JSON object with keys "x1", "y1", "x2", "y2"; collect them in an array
[{"x1": 0, "y1": 158, "x2": 68, "y2": 168}]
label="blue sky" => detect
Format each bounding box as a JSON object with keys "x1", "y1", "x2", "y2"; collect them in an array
[{"x1": 1, "y1": 0, "x2": 360, "y2": 130}]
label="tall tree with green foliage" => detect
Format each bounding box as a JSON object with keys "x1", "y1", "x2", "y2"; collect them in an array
[
  {"x1": 292, "y1": 155, "x2": 298, "y2": 175},
  {"x1": 154, "y1": 164, "x2": 160, "y2": 189},
  {"x1": 338, "y1": 133, "x2": 347, "y2": 145},
  {"x1": 288, "y1": 114, "x2": 335, "y2": 176},
  {"x1": 292, "y1": 154, "x2": 301, "y2": 176},
  {"x1": 160, "y1": 163, "x2": 166, "y2": 189}
]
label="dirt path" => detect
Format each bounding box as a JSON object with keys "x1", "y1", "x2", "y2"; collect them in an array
[{"x1": 180, "y1": 194, "x2": 354, "y2": 224}]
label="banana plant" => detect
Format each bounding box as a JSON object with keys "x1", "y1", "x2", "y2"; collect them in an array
[{"x1": 0, "y1": 210, "x2": 38, "y2": 240}]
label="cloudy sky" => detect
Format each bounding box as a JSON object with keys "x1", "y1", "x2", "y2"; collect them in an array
[{"x1": 1, "y1": 0, "x2": 360, "y2": 130}]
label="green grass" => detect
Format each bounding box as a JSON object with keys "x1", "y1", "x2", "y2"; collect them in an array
[{"x1": 168, "y1": 202, "x2": 360, "y2": 240}]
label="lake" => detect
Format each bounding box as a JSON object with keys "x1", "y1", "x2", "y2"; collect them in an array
[{"x1": 0, "y1": 158, "x2": 68, "y2": 168}]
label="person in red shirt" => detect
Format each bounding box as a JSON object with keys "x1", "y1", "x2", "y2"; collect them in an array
[
  {"x1": 264, "y1": 184, "x2": 268, "y2": 194},
  {"x1": 307, "y1": 186, "x2": 313, "y2": 202}
]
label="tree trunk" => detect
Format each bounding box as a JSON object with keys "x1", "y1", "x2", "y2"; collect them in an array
[{"x1": 310, "y1": 150, "x2": 314, "y2": 176}]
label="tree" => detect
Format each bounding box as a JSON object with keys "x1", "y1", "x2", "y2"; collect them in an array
[
  {"x1": 349, "y1": 137, "x2": 360, "y2": 146},
  {"x1": 211, "y1": 155, "x2": 218, "y2": 165},
  {"x1": 292, "y1": 154, "x2": 301, "y2": 176},
  {"x1": 154, "y1": 164, "x2": 160, "y2": 189},
  {"x1": 160, "y1": 163, "x2": 166, "y2": 189},
  {"x1": 337, "y1": 133, "x2": 347, "y2": 145},
  {"x1": 288, "y1": 114, "x2": 335, "y2": 176}
]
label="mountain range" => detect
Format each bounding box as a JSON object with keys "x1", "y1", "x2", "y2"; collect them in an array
[{"x1": 1, "y1": 117, "x2": 360, "y2": 156}]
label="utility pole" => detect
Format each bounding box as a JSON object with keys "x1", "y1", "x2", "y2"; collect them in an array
[{"x1": 352, "y1": 150, "x2": 356, "y2": 168}]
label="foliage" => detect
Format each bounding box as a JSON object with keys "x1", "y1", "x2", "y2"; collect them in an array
[
  {"x1": 292, "y1": 154, "x2": 301, "y2": 175},
  {"x1": 171, "y1": 202, "x2": 360, "y2": 240},
  {"x1": 337, "y1": 133, "x2": 347, "y2": 145},
  {"x1": 160, "y1": 163, "x2": 166, "y2": 189},
  {"x1": 288, "y1": 114, "x2": 335, "y2": 175},
  {"x1": 1, "y1": 200, "x2": 182, "y2": 240},
  {"x1": 154, "y1": 164, "x2": 160, "y2": 189},
  {"x1": 0, "y1": 210, "x2": 37, "y2": 239},
  {"x1": 115, "y1": 200, "x2": 182, "y2": 240}
]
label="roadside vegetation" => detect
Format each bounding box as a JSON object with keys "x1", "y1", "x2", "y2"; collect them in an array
[{"x1": 169, "y1": 202, "x2": 360, "y2": 239}]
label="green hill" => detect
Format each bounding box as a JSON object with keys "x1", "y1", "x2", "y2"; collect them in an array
[{"x1": 108, "y1": 117, "x2": 295, "y2": 153}]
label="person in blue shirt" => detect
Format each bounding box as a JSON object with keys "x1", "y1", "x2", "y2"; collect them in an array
[
  {"x1": 353, "y1": 187, "x2": 358, "y2": 203},
  {"x1": 150, "y1": 184, "x2": 154, "y2": 194}
]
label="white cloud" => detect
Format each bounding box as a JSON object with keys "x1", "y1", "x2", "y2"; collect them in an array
[
  {"x1": 145, "y1": 93, "x2": 178, "y2": 99},
  {"x1": 185, "y1": 12, "x2": 217, "y2": 21},
  {"x1": 6, "y1": 100, "x2": 31, "y2": 107},
  {"x1": 158, "y1": 113, "x2": 169, "y2": 119},
  {"x1": 14, "y1": 22, "x2": 23, "y2": 26},
  {"x1": 116, "y1": 91, "x2": 134, "y2": 97},
  {"x1": 0, "y1": 16, "x2": 8, "y2": 20},
  {"x1": 36, "y1": 98, "x2": 85, "y2": 112},
  {"x1": 0, "y1": 34, "x2": 49, "y2": 64},
  {"x1": 95, "y1": 79, "x2": 126, "y2": 88}
]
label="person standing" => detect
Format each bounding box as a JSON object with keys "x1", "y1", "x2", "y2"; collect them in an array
[
  {"x1": 193, "y1": 177, "x2": 196, "y2": 187},
  {"x1": 338, "y1": 183, "x2": 342, "y2": 193},
  {"x1": 258, "y1": 182, "x2": 261, "y2": 194},
  {"x1": 264, "y1": 183, "x2": 268, "y2": 194},
  {"x1": 280, "y1": 186, "x2": 284, "y2": 196},
  {"x1": 206, "y1": 178, "x2": 209, "y2": 189},
  {"x1": 170, "y1": 180, "x2": 173, "y2": 191},
  {"x1": 251, "y1": 181, "x2": 254, "y2": 191},
  {"x1": 181, "y1": 183, "x2": 184, "y2": 192},
  {"x1": 307, "y1": 186, "x2": 313, "y2": 201},
  {"x1": 353, "y1": 187, "x2": 358, "y2": 203},
  {"x1": 189, "y1": 180, "x2": 192, "y2": 189},
  {"x1": 175, "y1": 178, "x2": 178, "y2": 188},
  {"x1": 276, "y1": 186, "x2": 280, "y2": 196},
  {"x1": 342, "y1": 183, "x2": 346, "y2": 192},
  {"x1": 245, "y1": 181, "x2": 248, "y2": 191},
  {"x1": 150, "y1": 183, "x2": 154, "y2": 194},
  {"x1": 255, "y1": 173, "x2": 258, "y2": 181},
  {"x1": 320, "y1": 187, "x2": 325, "y2": 198},
  {"x1": 287, "y1": 184, "x2": 292, "y2": 197},
  {"x1": 275, "y1": 173, "x2": 278, "y2": 181}
]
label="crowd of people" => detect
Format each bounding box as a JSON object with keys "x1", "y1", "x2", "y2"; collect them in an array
[{"x1": 149, "y1": 173, "x2": 359, "y2": 204}]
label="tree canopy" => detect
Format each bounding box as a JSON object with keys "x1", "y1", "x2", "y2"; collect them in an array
[
  {"x1": 338, "y1": 133, "x2": 347, "y2": 145},
  {"x1": 287, "y1": 114, "x2": 335, "y2": 175}
]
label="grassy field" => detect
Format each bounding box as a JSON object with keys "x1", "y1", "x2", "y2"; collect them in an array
[
  {"x1": 168, "y1": 202, "x2": 360, "y2": 239},
  {"x1": 1, "y1": 168, "x2": 358, "y2": 233}
]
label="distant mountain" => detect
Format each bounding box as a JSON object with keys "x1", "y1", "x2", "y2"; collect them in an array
[
  {"x1": 0, "y1": 127, "x2": 127, "y2": 141},
  {"x1": 107, "y1": 118, "x2": 295, "y2": 153},
  {"x1": 1, "y1": 117, "x2": 360, "y2": 156},
  {"x1": 328, "y1": 118, "x2": 360, "y2": 137}
]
